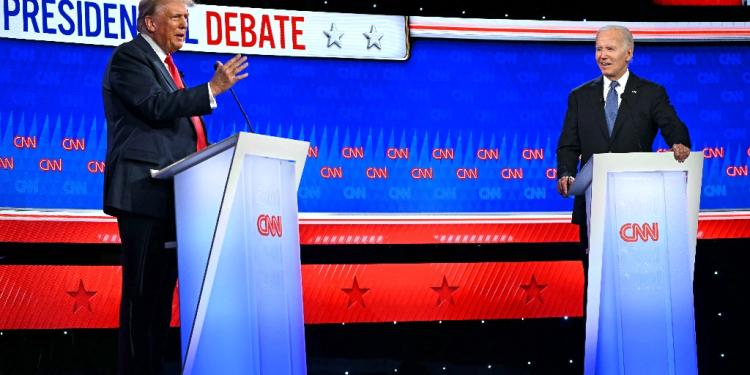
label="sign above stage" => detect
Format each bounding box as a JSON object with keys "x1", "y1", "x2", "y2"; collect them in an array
[
  {"x1": 0, "y1": 0, "x2": 409, "y2": 60},
  {"x1": 409, "y1": 17, "x2": 750, "y2": 42}
]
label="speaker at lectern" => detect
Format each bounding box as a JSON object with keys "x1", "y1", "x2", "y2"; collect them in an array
[
  {"x1": 152, "y1": 132, "x2": 310, "y2": 375},
  {"x1": 569, "y1": 152, "x2": 703, "y2": 375}
]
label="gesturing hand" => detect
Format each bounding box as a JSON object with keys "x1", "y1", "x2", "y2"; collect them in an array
[
  {"x1": 209, "y1": 54, "x2": 249, "y2": 97},
  {"x1": 670, "y1": 143, "x2": 691, "y2": 163}
]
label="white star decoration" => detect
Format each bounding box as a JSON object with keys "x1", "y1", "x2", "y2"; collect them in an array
[
  {"x1": 363, "y1": 25, "x2": 384, "y2": 50},
  {"x1": 323, "y1": 23, "x2": 344, "y2": 48}
]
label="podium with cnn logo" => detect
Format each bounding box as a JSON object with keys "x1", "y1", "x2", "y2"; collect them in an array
[
  {"x1": 152, "y1": 132, "x2": 309, "y2": 375},
  {"x1": 569, "y1": 152, "x2": 704, "y2": 375}
]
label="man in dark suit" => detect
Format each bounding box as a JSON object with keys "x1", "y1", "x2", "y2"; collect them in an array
[
  {"x1": 555, "y1": 24, "x2": 691, "y2": 332},
  {"x1": 102, "y1": 0, "x2": 248, "y2": 373}
]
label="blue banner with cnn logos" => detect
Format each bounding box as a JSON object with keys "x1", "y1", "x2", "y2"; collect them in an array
[{"x1": 0, "y1": 36, "x2": 748, "y2": 212}]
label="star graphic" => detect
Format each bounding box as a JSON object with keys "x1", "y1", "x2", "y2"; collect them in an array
[
  {"x1": 520, "y1": 275, "x2": 548, "y2": 304},
  {"x1": 342, "y1": 276, "x2": 370, "y2": 308},
  {"x1": 363, "y1": 25, "x2": 384, "y2": 50},
  {"x1": 323, "y1": 23, "x2": 344, "y2": 48},
  {"x1": 431, "y1": 276, "x2": 460, "y2": 306},
  {"x1": 67, "y1": 279, "x2": 97, "y2": 313}
]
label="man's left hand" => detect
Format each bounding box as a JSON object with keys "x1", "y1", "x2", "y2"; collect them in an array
[
  {"x1": 210, "y1": 54, "x2": 249, "y2": 97},
  {"x1": 670, "y1": 143, "x2": 690, "y2": 163}
]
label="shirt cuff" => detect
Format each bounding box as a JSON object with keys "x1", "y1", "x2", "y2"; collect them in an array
[{"x1": 207, "y1": 83, "x2": 217, "y2": 109}]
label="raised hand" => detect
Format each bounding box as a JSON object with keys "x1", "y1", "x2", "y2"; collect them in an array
[{"x1": 209, "y1": 54, "x2": 249, "y2": 97}]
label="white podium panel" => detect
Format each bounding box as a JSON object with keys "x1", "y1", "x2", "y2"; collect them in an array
[
  {"x1": 187, "y1": 155, "x2": 305, "y2": 375},
  {"x1": 173, "y1": 146, "x2": 235, "y2": 359},
  {"x1": 153, "y1": 132, "x2": 309, "y2": 375},
  {"x1": 576, "y1": 153, "x2": 703, "y2": 375},
  {"x1": 596, "y1": 171, "x2": 696, "y2": 375}
]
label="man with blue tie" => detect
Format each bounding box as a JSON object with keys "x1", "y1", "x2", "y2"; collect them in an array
[
  {"x1": 555, "y1": 24, "x2": 691, "y2": 336},
  {"x1": 102, "y1": 0, "x2": 248, "y2": 373}
]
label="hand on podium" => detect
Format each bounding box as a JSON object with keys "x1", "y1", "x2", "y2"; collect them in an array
[
  {"x1": 557, "y1": 176, "x2": 575, "y2": 198},
  {"x1": 670, "y1": 143, "x2": 691, "y2": 163}
]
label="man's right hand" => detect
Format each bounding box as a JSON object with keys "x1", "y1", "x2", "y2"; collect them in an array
[
  {"x1": 557, "y1": 176, "x2": 574, "y2": 198},
  {"x1": 209, "y1": 54, "x2": 249, "y2": 97}
]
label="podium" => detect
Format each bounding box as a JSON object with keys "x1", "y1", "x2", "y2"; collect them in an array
[
  {"x1": 152, "y1": 132, "x2": 310, "y2": 375},
  {"x1": 569, "y1": 152, "x2": 703, "y2": 375}
]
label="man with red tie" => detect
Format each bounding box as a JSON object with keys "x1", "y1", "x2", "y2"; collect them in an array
[{"x1": 101, "y1": 0, "x2": 247, "y2": 373}]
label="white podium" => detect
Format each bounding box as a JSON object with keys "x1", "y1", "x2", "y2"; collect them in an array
[
  {"x1": 153, "y1": 132, "x2": 310, "y2": 375},
  {"x1": 570, "y1": 152, "x2": 703, "y2": 375}
]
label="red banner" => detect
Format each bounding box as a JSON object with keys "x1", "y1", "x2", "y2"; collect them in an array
[
  {"x1": 0, "y1": 262, "x2": 582, "y2": 329},
  {"x1": 1, "y1": 212, "x2": 748, "y2": 244},
  {"x1": 302, "y1": 262, "x2": 582, "y2": 324}
]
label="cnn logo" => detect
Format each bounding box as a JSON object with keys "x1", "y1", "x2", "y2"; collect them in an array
[
  {"x1": 257, "y1": 215, "x2": 282, "y2": 237},
  {"x1": 619, "y1": 223, "x2": 659, "y2": 242}
]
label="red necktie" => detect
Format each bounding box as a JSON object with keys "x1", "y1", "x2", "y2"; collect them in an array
[{"x1": 164, "y1": 55, "x2": 207, "y2": 151}]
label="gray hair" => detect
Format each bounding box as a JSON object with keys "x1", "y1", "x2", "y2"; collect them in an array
[
  {"x1": 597, "y1": 25, "x2": 634, "y2": 50},
  {"x1": 137, "y1": 0, "x2": 196, "y2": 33}
]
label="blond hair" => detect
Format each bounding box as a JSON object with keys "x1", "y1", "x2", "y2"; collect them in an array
[{"x1": 137, "y1": 0, "x2": 196, "y2": 33}]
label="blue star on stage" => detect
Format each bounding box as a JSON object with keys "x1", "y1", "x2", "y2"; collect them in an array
[
  {"x1": 323, "y1": 23, "x2": 344, "y2": 48},
  {"x1": 363, "y1": 25, "x2": 384, "y2": 50}
]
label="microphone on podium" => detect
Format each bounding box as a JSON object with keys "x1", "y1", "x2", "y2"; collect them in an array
[{"x1": 214, "y1": 62, "x2": 255, "y2": 134}]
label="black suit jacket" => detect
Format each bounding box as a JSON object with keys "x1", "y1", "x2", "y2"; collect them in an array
[
  {"x1": 102, "y1": 34, "x2": 212, "y2": 219},
  {"x1": 556, "y1": 72, "x2": 691, "y2": 224}
]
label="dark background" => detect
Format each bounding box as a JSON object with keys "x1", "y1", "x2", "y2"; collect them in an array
[{"x1": 2, "y1": 0, "x2": 750, "y2": 374}]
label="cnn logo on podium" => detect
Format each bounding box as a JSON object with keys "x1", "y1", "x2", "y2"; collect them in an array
[
  {"x1": 619, "y1": 223, "x2": 659, "y2": 242},
  {"x1": 257, "y1": 215, "x2": 282, "y2": 237}
]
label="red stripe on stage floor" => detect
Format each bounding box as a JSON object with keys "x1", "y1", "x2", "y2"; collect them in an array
[
  {"x1": 301, "y1": 262, "x2": 582, "y2": 324},
  {"x1": 1, "y1": 213, "x2": 748, "y2": 244},
  {"x1": 0, "y1": 266, "x2": 180, "y2": 330},
  {"x1": 298, "y1": 222, "x2": 580, "y2": 244},
  {"x1": 0, "y1": 219, "x2": 121, "y2": 243},
  {"x1": 0, "y1": 262, "x2": 583, "y2": 329}
]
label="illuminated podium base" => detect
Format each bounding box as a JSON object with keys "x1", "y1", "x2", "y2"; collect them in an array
[
  {"x1": 153, "y1": 132, "x2": 309, "y2": 375},
  {"x1": 571, "y1": 153, "x2": 704, "y2": 375}
]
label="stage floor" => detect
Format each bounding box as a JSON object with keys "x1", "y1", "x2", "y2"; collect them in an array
[{"x1": 0, "y1": 239, "x2": 747, "y2": 374}]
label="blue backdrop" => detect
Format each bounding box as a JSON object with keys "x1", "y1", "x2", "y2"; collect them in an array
[{"x1": 0, "y1": 38, "x2": 748, "y2": 212}]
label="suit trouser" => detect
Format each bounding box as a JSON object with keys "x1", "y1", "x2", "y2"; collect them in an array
[{"x1": 116, "y1": 211, "x2": 178, "y2": 375}]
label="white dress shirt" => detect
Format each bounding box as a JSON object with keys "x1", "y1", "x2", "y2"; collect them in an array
[
  {"x1": 141, "y1": 33, "x2": 217, "y2": 109},
  {"x1": 602, "y1": 69, "x2": 630, "y2": 109}
]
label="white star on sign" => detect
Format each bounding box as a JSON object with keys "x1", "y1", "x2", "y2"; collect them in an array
[
  {"x1": 363, "y1": 25, "x2": 383, "y2": 50},
  {"x1": 323, "y1": 23, "x2": 344, "y2": 48}
]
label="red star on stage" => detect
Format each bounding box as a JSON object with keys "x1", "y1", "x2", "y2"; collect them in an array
[
  {"x1": 431, "y1": 276, "x2": 460, "y2": 306},
  {"x1": 520, "y1": 274, "x2": 548, "y2": 304},
  {"x1": 342, "y1": 276, "x2": 370, "y2": 308},
  {"x1": 67, "y1": 279, "x2": 97, "y2": 313}
]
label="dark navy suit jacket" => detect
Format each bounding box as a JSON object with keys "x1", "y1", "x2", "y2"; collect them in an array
[
  {"x1": 556, "y1": 72, "x2": 691, "y2": 225},
  {"x1": 102, "y1": 34, "x2": 212, "y2": 219}
]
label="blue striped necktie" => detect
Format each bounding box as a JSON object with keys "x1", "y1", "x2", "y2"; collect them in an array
[{"x1": 605, "y1": 81, "x2": 619, "y2": 136}]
